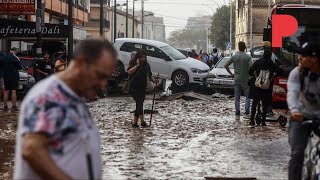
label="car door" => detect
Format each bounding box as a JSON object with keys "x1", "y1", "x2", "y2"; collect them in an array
[{"x1": 143, "y1": 44, "x2": 171, "y2": 79}]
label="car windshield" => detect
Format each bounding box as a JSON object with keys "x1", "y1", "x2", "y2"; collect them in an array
[
  {"x1": 20, "y1": 60, "x2": 34, "y2": 69},
  {"x1": 160, "y1": 45, "x2": 187, "y2": 60},
  {"x1": 216, "y1": 58, "x2": 233, "y2": 69}
]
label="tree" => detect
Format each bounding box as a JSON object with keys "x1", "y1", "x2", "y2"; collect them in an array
[
  {"x1": 209, "y1": 4, "x2": 235, "y2": 50},
  {"x1": 168, "y1": 28, "x2": 208, "y2": 50}
]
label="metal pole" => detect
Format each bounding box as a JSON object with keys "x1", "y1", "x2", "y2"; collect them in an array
[
  {"x1": 36, "y1": 0, "x2": 42, "y2": 58},
  {"x1": 141, "y1": 0, "x2": 144, "y2": 39},
  {"x1": 126, "y1": 0, "x2": 128, "y2": 37},
  {"x1": 100, "y1": 0, "x2": 104, "y2": 37},
  {"x1": 250, "y1": 0, "x2": 253, "y2": 50},
  {"x1": 68, "y1": 0, "x2": 73, "y2": 59},
  {"x1": 132, "y1": 0, "x2": 135, "y2": 38},
  {"x1": 229, "y1": 0, "x2": 232, "y2": 53},
  {"x1": 114, "y1": 0, "x2": 117, "y2": 41}
]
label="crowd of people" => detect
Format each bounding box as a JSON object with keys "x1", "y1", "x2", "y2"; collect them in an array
[
  {"x1": 4, "y1": 37, "x2": 319, "y2": 180},
  {"x1": 225, "y1": 40, "x2": 320, "y2": 180},
  {"x1": 188, "y1": 48, "x2": 224, "y2": 68}
]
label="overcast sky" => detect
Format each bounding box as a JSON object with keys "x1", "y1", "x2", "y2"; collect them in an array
[{"x1": 116, "y1": 0, "x2": 228, "y2": 39}]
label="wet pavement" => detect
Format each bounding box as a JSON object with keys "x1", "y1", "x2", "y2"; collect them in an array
[{"x1": 0, "y1": 94, "x2": 289, "y2": 179}]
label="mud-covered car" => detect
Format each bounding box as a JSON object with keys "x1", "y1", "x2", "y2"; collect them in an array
[
  {"x1": 205, "y1": 57, "x2": 234, "y2": 89},
  {"x1": 17, "y1": 71, "x2": 36, "y2": 96}
]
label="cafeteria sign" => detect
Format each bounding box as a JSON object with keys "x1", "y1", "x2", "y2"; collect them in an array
[
  {"x1": 0, "y1": 19, "x2": 68, "y2": 38},
  {"x1": 0, "y1": 0, "x2": 36, "y2": 15}
]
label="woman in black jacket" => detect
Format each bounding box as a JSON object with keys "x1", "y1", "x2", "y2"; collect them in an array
[
  {"x1": 248, "y1": 49, "x2": 283, "y2": 126},
  {"x1": 127, "y1": 50, "x2": 158, "y2": 128}
]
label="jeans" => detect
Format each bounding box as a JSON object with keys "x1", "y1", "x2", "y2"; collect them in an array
[
  {"x1": 132, "y1": 92, "x2": 145, "y2": 118},
  {"x1": 288, "y1": 120, "x2": 311, "y2": 180},
  {"x1": 234, "y1": 82, "x2": 250, "y2": 115}
]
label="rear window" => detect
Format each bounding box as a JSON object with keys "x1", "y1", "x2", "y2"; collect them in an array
[{"x1": 20, "y1": 59, "x2": 34, "y2": 69}]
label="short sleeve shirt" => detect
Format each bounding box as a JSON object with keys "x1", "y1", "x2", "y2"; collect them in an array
[
  {"x1": 227, "y1": 51, "x2": 253, "y2": 84},
  {"x1": 14, "y1": 75, "x2": 102, "y2": 180}
]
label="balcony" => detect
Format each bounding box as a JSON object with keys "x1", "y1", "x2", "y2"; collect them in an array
[{"x1": 45, "y1": 0, "x2": 88, "y2": 22}]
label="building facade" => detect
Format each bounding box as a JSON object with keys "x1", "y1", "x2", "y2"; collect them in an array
[
  {"x1": 0, "y1": 0, "x2": 89, "y2": 54},
  {"x1": 235, "y1": 0, "x2": 320, "y2": 50},
  {"x1": 86, "y1": 3, "x2": 139, "y2": 42}
]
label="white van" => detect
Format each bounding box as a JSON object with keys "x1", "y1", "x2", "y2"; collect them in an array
[{"x1": 113, "y1": 38, "x2": 210, "y2": 88}]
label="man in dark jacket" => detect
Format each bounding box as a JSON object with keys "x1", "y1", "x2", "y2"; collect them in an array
[
  {"x1": 2, "y1": 47, "x2": 22, "y2": 111},
  {"x1": 248, "y1": 49, "x2": 283, "y2": 126}
]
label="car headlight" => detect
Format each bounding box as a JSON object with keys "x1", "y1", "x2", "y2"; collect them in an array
[
  {"x1": 28, "y1": 76, "x2": 35, "y2": 83},
  {"x1": 208, "y1": 73, "x2": 216, "y2": 78},
  {"x1": 273, "y1": 85, "x2": 286, "y2": 94},
  {"x1": 191, "y1": 68, "x2": 207, "y2": 74}
]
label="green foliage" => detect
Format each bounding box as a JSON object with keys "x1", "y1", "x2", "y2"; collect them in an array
[
  {"x1": 168, "y1": 28, "x2": 207, "y2": 49},
  {"x1": 209, "y1": 4, "x2": 235, "y2": 50}
]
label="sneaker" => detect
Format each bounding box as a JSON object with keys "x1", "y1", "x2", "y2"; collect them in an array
[
  {"x1": 141, "y1": 121, "x2": 148, "y2": 128},
  {"x1": 3, "y1": 106, "x2": 9, "y2": 112},
  {"x1": 249, "y1": 121, "x2": 256, "y2": 127},
  {"x1": 243, "y1": 114, "x2": 250, "y2": 119},
  {"x1": 11, "y1": 106, "x2": 19, "y2": 112},
  {"x1": 235, "y1": 115, "x2": 240, "y2": 120},
  {"x1": 132, "y1": 123, "x2": 139, "y2": 128}
]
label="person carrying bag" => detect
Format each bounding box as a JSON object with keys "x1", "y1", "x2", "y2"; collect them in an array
[{"x1": 126, "y1": 50, "x2": 159, "y2": 128}]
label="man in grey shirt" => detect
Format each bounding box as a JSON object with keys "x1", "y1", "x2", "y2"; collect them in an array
[
  {"x1": 225, "y1": 42, "x2": 253, "y2": 119},
  {"x1": 287, "y1": 42, "x2": 320, "y2": 180}
]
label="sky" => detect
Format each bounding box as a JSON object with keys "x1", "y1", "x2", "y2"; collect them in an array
[{"x1": 116, "y1": 0, "x2": 229, "y2": 39}]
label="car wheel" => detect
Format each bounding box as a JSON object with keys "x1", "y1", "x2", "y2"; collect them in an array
[
  {"x1": 112, "y1": 61, "x2": 125, "y2": 79},
  {"x1": 172, "y1": 70, "x2": 189, "y2": 89}
]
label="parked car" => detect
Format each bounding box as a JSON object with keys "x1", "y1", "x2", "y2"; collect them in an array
[
  {"x1": 17, "y1": 70, "x2": 36, "y2": 96},
  {"x1": 113, "y1": 38, "x2": 210, "y2": 90},
  {"x1": 205, "y1": 57, "x2": 234, "y2": 89},
  {"x1": 177, "y1": 48, "x2": 190, "y2": 57},
  {"x1": 19, "y1": 56, "x2": 35, "y2": 75}
]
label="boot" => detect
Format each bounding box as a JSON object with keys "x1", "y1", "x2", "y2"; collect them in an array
[
  {"x1": 249, "y1": 119, "x2": 255, "y2": 126},
  {"x1": 261, "y1": 120, "x2": 266, "y2": 126},
  {"x1": 132, "y1": 116, "x2": 139, "y2": 128},
  {"x1": 139, "y1": 115, "x2": 148, "y2": 128}
]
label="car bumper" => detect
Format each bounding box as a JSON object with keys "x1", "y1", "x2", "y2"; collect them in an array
[
  {"x1": 205, "y1": 78, "x2": 234, "y2": 89},
  {"x1": 17, "y1": 83, "x2": 34, "y2": 95},
  {"x1": 190, "y1": 73, "x2": 209, "y2": 84}
]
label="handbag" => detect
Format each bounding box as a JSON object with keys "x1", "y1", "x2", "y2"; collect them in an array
[{"x1": 122, "y1": 69, "x2": 140, "y2": 94}]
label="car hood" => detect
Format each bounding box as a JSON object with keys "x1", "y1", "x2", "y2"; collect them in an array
[
  {"x1": 209, "y1": 67, "x2": 234, "y2": 78},
  {"x1": 178, "y1": 57, "x2": 210, "y2": 70}
]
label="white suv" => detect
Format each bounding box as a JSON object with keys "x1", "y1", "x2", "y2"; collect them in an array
[{"x1": 113, "y1": 38, "x2": 210, "y2": 89}]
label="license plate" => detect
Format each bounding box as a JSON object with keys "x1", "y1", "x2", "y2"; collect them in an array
[
  {"x1": 216, "y1": 80, "x2": 233, "y2": 85},
  {"x1": 18, "y1": 85, "x2": 23, "y2": 89}
]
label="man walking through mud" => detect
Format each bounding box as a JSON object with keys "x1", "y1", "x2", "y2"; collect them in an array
[
  {"x1": 14, "y1": 38, "x2": 117, "y2": 180},
  {"x1": 225, "y1": 42, "x2": 252, "y2": 120}
]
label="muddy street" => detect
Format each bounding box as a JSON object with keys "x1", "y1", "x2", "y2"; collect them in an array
[
  {"x1": 0, "y1": 94, "x2": 289, "y2": 179},
  {"x1": 90, "y1": 94, "x2": 289, "y2": 179}
]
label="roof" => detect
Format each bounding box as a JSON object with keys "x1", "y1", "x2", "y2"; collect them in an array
[{"x1": 115, "y1": 38, "x2": 169, "y2": 47}]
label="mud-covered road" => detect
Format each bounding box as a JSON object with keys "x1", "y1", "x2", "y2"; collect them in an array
[{"x1": 0, "y1": 94, "x2": 289, "y2": 179}]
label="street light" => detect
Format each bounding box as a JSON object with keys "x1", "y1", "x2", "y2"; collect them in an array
[
  {"x1": 206, "y1": 0, "x2": 221, "y2": 8},
  {"x1": 201, "y1": 4, "x2": 215, "y2": 14}
]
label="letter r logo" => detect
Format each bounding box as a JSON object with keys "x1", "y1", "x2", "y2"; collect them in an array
[{"x1": 272, "y1": 14, "x2": 298, "y2": 47}]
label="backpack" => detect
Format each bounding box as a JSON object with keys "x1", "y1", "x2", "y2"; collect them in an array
[
  {"x1": 255, "y1": 69, "x2": 271, "y2": 89},
  {"x1": 212, "y1": 54, "x2": 219, "y2": 65}
]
